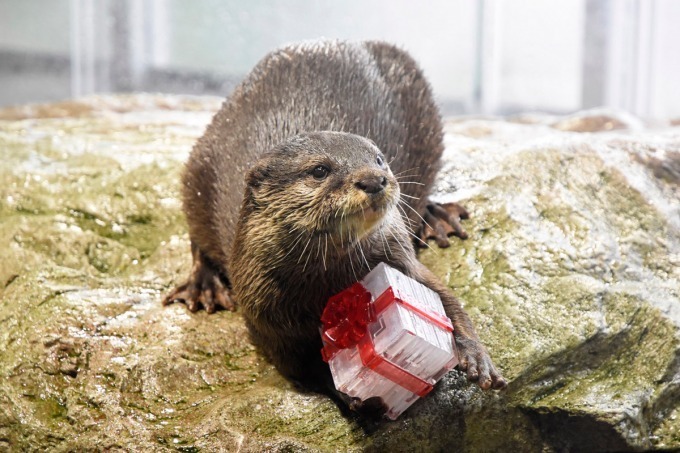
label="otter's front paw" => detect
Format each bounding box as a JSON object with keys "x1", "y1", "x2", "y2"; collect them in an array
[
  {"x1": 455, "y1": 337, "x2": 507, "y2": 390},
  {"x1": 163, "y1": 249, "x2": 234, "y2": 314},
  {"x1": 163, "y1": 276, "x2": 233, "y2": 313},
  {"x1": 419, "y1": 201, "x2": 469, "y2": 248}
]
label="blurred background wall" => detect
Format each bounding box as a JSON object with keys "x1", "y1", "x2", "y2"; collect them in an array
[{"x1": 0, "y1": 0, "x2": 678, "y2": 118}]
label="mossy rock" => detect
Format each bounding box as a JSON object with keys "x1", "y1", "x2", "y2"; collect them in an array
[{"x1": 1, "y1": 96, "x2": 678, "y2": 452}]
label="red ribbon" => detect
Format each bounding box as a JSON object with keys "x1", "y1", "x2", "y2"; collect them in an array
[
  {"x1": 357, "y1": 335, "x2": 433, "y2": 397},
  {"x1": 374, "y1": 287, "x2": 453, "y2": 332},
  {"x1": 320, "y1": 283, "x2": 373, "y2": 361}
]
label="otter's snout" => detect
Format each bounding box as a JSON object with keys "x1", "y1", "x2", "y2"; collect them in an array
[{"x1": 355, "y1": 174, "x2": 388, "y2": 194}]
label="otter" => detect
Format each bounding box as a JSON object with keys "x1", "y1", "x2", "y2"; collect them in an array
[{"x1": 164, "y1": 41, "x2": 506, "y2": 402}]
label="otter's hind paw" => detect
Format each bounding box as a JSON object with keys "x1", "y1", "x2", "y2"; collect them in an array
[
  {"x1": 418, "y1": 201, "x2": 469, "y2": 248},
  {"x1": 163, "y1": 249, "x2": 234, "y2": 314}
]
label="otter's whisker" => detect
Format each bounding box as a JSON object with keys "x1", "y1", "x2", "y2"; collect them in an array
[
  {"x1": 396, "y1": 201, "x2": 418, "y2": 231},
  {"x1": 394, "y1": 166, "x2": 421, "y2": 176},
  {"x1": 387, "y1": 225, "x2": 409, "y2": 256},
  {"x1": 347, "y1": 244, "x2": 358, "y2": 282},
  {"x1": 406, "y1": 227, "x2": 436, "y2": 252},
  {"x1": 396, "y1": 180, "x2": 425, "y2": 186},
  {"x1": 282, "y1": 231, "x2": 306, "y2": 260},
  {"x1": 399, "y1": 199, "x2": 434, "y2": 231},
  {"x1": 297, "y1": 235, "x2": 313, "y2": 264},
  {"x1": 380, "y1": 229, "x2": 392, "y2": 259},
  {"x1": 357, "y1": 238, "x2": 371, "y2": 271},
  {"x1": 303, "y1": 244, "x2": 313, "y2": 272},
  {"x1": 394, "y1": 176, "x2": 421, "y2": 183},
  {"x1": 394, "y1": 208, "x2": 436, "y2": 253},
  {"x1": 400, "y1": 193, "x2": 420, "y2": 200},
  {"x1": 339, "y1": 211, "x2": 345, "y2": 248},
  {"x1": 323, "y1": 233, "x2": 328, "y2": 271}
]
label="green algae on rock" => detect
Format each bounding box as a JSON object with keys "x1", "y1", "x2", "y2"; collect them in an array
[{"x1": 1, "y1": 97, "x2": 679, "y2": 451}]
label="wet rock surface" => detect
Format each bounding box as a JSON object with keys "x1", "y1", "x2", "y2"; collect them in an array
[{"x1": 1, "y1": 96, "x2": 678, "y2": 452}]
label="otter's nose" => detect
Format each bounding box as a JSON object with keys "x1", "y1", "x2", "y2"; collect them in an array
[{"x1": 355, "y1": 175, "x2": 388, "y2": 194}]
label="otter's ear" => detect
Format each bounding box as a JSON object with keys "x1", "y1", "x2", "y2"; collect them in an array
[{"x1": 246, "y1": 161, "x2": 269, "y2": 195}]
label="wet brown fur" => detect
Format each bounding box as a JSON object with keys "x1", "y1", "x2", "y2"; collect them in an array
[{"x1": 175, "y1": 40, "x2": 505, "y2": 393}]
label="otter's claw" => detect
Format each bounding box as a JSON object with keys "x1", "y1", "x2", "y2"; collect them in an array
[
  {"x1": 163, "y1": 278, "x2": 233, "y2": 313},
  {"x1": 419, "y1": 202, "x2": 469, "y2": 248},
  {"x1": 163, "y1": 245, "x2": 234, "y2": 313},
  {"x1": 455, "y1": 337, "x2": 507, "y2": 390}
]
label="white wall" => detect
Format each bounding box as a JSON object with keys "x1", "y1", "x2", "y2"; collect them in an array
[
  {"x1": 0, "y1": 0, "x2": 678, "y2": 118},
  {"x1": 161, "y1": 0, "x2": 478, "y2": 108},
  {"x1": 492, "y1": 0, "x2": 585, "y2": 113},
  {"x1": 0, "y1": 0, "x2": 70, "y2": 54},
  {"x1": 641, "y1": 0, "x2": 680, "y2": 119}
]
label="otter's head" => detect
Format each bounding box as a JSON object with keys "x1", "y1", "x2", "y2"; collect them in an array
[{"x1": 243, "y1": 131, "x2": 399, "y2": 246}]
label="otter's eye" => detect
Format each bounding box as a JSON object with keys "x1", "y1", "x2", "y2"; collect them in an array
[
  {"x1": 311, "y1": 165, "x2": 330, "y2": 180},
  {"x1": 376, "y1": 155, "x2": 384, "y2": 166}
]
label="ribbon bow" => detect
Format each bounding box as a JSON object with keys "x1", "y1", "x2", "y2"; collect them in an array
[{"x1": 320, "y1": 283, "x2": 373, "y2": 357}]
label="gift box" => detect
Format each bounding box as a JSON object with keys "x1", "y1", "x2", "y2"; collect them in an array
[{"x1": 320, "y1": 263, "x2": 459, "y2": 419}]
